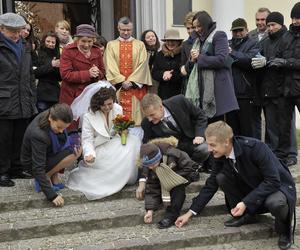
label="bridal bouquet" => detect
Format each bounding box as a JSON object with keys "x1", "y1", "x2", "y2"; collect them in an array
[{"x1": 112, "y1": 114, "x2": 135, "y2": 145}]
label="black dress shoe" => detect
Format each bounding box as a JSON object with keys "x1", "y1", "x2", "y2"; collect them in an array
[
  {"x1": 224, "y1": 214, "x2": 255, "y2": 227},
  {"x1": 0, "y1": 175, "x2": 15, "y2": 187},
  {"x1": 157, "y1": 218, "x2": 175, "y2": 229},
  {"x1": 9, "y1": 171, "x2": 32, "y2": 179},
  {"x1": 286, "y1": 158, "x2": 297, "y2": 167},
  {"x1": 278, "y1": 234, "x2": 292, "y2": 250}
]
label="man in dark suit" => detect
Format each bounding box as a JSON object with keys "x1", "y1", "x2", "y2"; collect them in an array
[
  {"x1": 175, "y1": 121, "x2": 296, "y2": 250},
  {"x1": 136, "y1": 94, "x2": 209, "y2": 200},
  {"x1": 141, "y1": 94, "x2": 208, "y2": 162}
]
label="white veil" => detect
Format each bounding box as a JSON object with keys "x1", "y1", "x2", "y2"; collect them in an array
[{"x1": 71, "y1": 80, "x2": 114, "y2": 126}]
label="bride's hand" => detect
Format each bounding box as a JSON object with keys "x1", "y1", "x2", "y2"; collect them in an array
[{"x1": 84, "y1": 155, "x2": 95, "y2": 163}]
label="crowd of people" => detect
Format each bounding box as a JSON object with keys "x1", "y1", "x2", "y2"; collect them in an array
[{"x1": 0, "y1": 3, "x2": 299, "y2": 249}]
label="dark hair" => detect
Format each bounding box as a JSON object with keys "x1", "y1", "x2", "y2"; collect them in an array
[
  {"x1": 40, "y1": 31, "x2": 60, "y2": 55},
  {"x1": 90, "y1": 87, "x2": 116, "y2": 113},
  {"x1": 94, "y1": 34, "x2": 107, "y2": 48},
  {"x1": 39, "y1": 103, "x2": 73, "y2": 129},
  {"x1": 193, "y1": 11, "x2": 214, "y2": 34},
  {"x1": 140, "y1": 29, "x2": 160, "y2": 51}
]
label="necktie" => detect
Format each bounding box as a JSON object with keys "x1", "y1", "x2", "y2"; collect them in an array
[
  {"x1": 163, "y1": 117, "x2": 178, "y2": 132},
  {"x1": 228, "y1": 158, "x2": 238, "y2": 173}
]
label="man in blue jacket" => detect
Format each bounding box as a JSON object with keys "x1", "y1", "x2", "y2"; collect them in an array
[{"x1": 176, "y1": 121, "x2": 296, "y2": 250}]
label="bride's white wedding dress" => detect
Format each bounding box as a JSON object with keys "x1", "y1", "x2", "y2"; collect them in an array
[{"x1": 67, "y1": 103, "x2": 140, "y2": 200}]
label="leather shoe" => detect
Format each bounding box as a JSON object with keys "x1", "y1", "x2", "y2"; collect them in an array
[
  {"x1": 224, "y1": 214, "x2": 255, "y2": 227},
  {"x1": 0, "y1": 174, "x2": 15, "y2": 187},
  {"x1": 286, "y1": 158, "x2": 297, "y2": 167},
  {"x1": 157, "y1": 218, "x2": 175, "y2": 229},
  {"x1": 278, "y1": 234, "x2": 292, "y2": 250},
  {"x1": 9, "y1": 171, "x2": 32, "y2": 179}
]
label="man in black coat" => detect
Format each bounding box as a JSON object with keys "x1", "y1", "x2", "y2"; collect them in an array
[
  {"x1": 0, "y1": 13, "x2": 37, "y2": 186},
  {"x1": 141, "y1": 93, "x2": 208, "y2": 163},
  {"x1": 228, "y1": 18, "x2": 260, "y2": 137},
  {"x1": 175, "y1": 121, "x2": 296, "y2": 250}
]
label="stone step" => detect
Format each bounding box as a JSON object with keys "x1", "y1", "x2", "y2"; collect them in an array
[
  {"x1": 0, "y1": 210, "x2": 299, "y2": 250},
  {"x1": 1, "y1": 162, "x2": 299, "y2": 213},
  {"x1": 178, "y1": 235, "x2": 300, "y2": 250},
  {"x1": 0, "y1": 172, "x2": 210, "y2": 213},
  {"x1": 0, "y1": 192, "x2": 227, "y2": 243}
]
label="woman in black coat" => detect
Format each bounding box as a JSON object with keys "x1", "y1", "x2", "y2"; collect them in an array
[
  {"x1": 21, "y1": 104, "x2": 82, "y2": 206},
  {"x1": 34, "y1": 32, "x2": 61, "y2": 112},
  {"x1": 152, "y1": 29, "x2": 183, "y2": 100}
]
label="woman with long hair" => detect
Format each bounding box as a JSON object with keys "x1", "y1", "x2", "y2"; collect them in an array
[{"x1": 34, "y1": 31, "x2": 61, "y2": 112}]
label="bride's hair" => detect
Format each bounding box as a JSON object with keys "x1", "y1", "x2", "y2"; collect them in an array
[{"x1": 90, "y1": 87, "x2": 116, "y2": 113}]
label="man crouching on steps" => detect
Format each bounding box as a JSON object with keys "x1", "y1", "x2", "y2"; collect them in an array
[
  {"x1": 140, "y1": 138, "x2": 201, "y2": 229},
  {"x1": 175, "y1": 121, "x2": 296, "y2": 250}
]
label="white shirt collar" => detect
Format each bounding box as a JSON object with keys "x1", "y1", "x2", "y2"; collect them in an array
[{"x1": 227, "y1": 147, "x2": 236, "y2": 162}]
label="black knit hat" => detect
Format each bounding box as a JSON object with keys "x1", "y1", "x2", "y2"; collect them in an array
[
  {"x1": 140, "y1": 144, "x2": 162, "y2": 168},
  {"x1": 230, "y1": 18, "x2": 247, "y2": 31},
  {"x1": 266, "y1": 12, "x2": 284, "y2": 25},
  {"x1": 291, "y1": 2, "x2": 300, "y2": 18}
]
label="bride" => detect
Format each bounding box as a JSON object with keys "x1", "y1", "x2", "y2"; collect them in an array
[{"x1": 67, "y1": 86, "x2": 140, "y2": 200}]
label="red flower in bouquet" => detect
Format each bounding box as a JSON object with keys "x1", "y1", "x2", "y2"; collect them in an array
[{"x1": 112, "y1": 114, "x2": 135, "y2": 145}]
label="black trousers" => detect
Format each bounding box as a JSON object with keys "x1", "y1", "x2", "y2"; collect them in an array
[
  {"x1": 276, "y1": 96, "x2": 300, "y2": 161},
  {"x1": 226, "y1": 99, "x2": 254, "y2": 137},
  {"x1": 0, "y1": 118, "x2": 30, "y2": 175},
  {"x1": 216, "y1": 172, "x2": 289, "y2": 234},
  {"x1": 165, "y1": 184, "x2": 186, "y2": 221}
]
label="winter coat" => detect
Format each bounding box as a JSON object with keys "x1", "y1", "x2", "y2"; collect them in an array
[
  {"x1": 59, "y1": 42, "x2": 105, "y2": 105},
  {"x1": 190, "y1": 136, "x2": 296, "y2": 237},
  {"x1": 229, "y1": 36, "x2": 259, "y2": 99},
  {"x1": 34, "y1": 47, "x2": 61, "y2": 102},
  {"x1": 195, "y1": 25, "x2": 239, "y2": 116},
  {"x1": 152, "y1": 44, "x2": 183, "y2": 100},
  {"x1": 0, "y1": 36, "x2": 36, "y2": 119},
  {"x1": 280, "y1": 25, "x2": 300, "y2": 97},
  {"x1": 259, "y1": 27, "x2": 287, "y2": 98},
  {"x1": 143, "y1": 142, "x2": 198, "y2": 210}
]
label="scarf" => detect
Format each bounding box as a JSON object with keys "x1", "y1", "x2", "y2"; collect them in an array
[
  {"x1": 0, "y1": 32, "x2": 23, "y2": 63},
  {"x1": 155, "y1": 162, "x2": 188, "y2": 202},
  {"x1": 185, "y1": 29, "x2": 216, "y2": 118},
  {"x1": 161, "y1": 43, "x2": 182, "y2": 58},
  {"x1": 49, "y1": 129, "x2": 71, "y2": 155}
]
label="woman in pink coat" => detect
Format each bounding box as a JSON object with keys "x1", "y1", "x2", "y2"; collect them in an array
[{"x1": 59, "y1": 24, "x2": 105, "y2": 131}]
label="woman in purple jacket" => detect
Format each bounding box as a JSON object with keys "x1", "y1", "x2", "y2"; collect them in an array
[{"x1": 185, "y1": 11, "x2": 239, "y2": 122}]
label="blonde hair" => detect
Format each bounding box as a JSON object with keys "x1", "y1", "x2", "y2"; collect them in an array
[
  {"x1": 141, "y1": 94, "x2": 162, "y2": 110},
  {"x1": 55, "y1": 20, "x2": 71, "y2": 31},
  {"x1": 184, "y1": 11, "x2": 197, "y2": 26},
  {"x1": 205, "y1": 121, "x2": 233, "y2": 142}
]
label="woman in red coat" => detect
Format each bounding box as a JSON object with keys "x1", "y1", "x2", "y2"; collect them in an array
[{"x1": 60, "y1": 24, "x2": 105, "y2": 131}]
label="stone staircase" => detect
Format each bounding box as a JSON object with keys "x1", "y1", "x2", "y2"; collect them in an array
[{"x1": 0, "y1": 164, "x2": 299, "y2": 250}]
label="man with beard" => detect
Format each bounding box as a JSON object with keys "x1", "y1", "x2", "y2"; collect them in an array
[
  {"x1": 228, "y1": 18, "x2": 259, "y2": 137},
  {"x1": 251, "y1": 12, "x2": 288, "y2": 159}
]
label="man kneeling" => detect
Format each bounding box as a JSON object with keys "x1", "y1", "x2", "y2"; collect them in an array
[{"x1": 175, "y1": 121, "x2": 296, "y2": 250}]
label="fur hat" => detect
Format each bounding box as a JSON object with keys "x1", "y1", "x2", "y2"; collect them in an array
[
  {"x1": 266, "y1": 12, "x2": 284, "y2": 26},
  {"x1": 140, "y1": 144, "x2": 162, "y2": 168},
  {"x1": 0, "y1": 13, "x2": 26, "y2": 28},
  {"x1": 74, "y1": 24, "x2": 96, "y2": 38},
  {"x1": 291, "y1": 2, "x2": 300, "y2": 19},
  {"x1": 230, "y1": 18, "x2": 247, "y2": 31}
]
